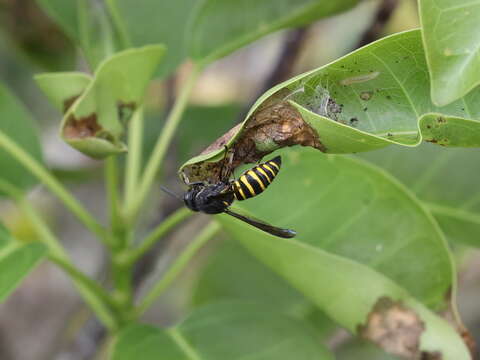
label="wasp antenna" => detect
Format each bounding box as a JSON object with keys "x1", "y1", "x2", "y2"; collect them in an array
[{"x1": 160, "y1": 185, "x2": 182, "y2": 201}]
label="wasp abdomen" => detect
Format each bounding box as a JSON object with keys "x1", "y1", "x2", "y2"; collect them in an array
[{"x1": 233, "y1": 156, "x2": 281, "y2": 201}]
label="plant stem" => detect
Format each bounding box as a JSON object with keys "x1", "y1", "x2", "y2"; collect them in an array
[
  {"x1": 124, "y1": 107, "x2": 144, "y2": 212},
  {"x1": 123, "y1": 207, "x2": 193, "y2": 265},
  {"x1": 135, "y1": 221, "x2": 220, "y2": 316},
  {"x1": 49, "y1": 255, "x2": 118, "y2": 330},
  {"x1": 0, "y1": 130, "x2": 109, "y2": 243},
  {"x1": 111, "y1": 257, "x2": 134, "y2": 319},
  {"x1": 0, "y1": 182, "x2": 120, "y2": 330},
  {"x1": 126, "y1": 64, "x2": 202, "y2": 221},
  {"x1": 105, "y1": 156, "x2": 122, "y2": 238}
]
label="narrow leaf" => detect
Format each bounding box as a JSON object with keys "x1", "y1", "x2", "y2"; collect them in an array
[{"x1": 189, "y1": 0, "x2": 359, "y2": 64}]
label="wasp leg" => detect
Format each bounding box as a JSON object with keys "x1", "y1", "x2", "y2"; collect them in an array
[
  {"x1": 220, "y1": 145, "x2": 235, "y2": 184},
  {"x1": 185, "y1": 181, "x2": 206, "y2": 187}
]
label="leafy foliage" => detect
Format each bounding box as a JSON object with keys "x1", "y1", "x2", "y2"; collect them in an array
[
  {"x1": 0, "y1": 1, "x2": 479, "y2": 359},
  {"x1": 112, "y1": 302, "x2": 334, "y2": 360}
]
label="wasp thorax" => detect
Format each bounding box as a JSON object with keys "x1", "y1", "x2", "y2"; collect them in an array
[{"x1": 183, "y1": 183, "x2": 234, "y2": 214}]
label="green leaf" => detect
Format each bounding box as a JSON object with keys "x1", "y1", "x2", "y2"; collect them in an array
[
  {"x1": 36, "y1": 45, "x2": 165, "y2": 159},
  {"x1": 218, "y1": 219, "x2": 469, "y2": 359},
  {"x1": 180, "y1": 30, "x2": 480, "y2": 182},
  {"x1": 189, "y1": 0, "x2": 360, "y2": 65},
  {"x1": 419, "y1": 113, "x2": 480, "y2": 147},
  {"x1": 419, "y1": 0, "x2": 480, "y2": 106},
  {"x1": 214, "y1": 148, "x2": 469, "y2": 358},
  {"x1": 106, "y1": 0, "x2": 197, "y2": 77},
  {"x1": 35, "y1": 72, "x2": 92, "y2": 112},
  {"x1": 193, "y1": 239, "x2": 312, "y2": 311},
  {"x1": 112, "y1": 302, "x2": 334, "y2": 360},
  {"x1": 0, "y1": 223, "x2": 47, "y2": 302},
  {"x1": 361, "y1": 143, "x2": 480, "y2": 247},
  {"x1": 217, "y1": 147, "x2": 454, "y2": 310},
  {"x1": 192, "y1": 239, "x2": 336, "y2": 337},
  {"x1": 36, "y1": 0, "x2": 118, "y2": 68},
  {"x1": 0, "y1": 83, "x2": 43, "y2": 195}
]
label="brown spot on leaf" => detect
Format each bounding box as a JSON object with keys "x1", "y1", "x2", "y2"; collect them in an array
[
  {"x1": 63, "y1": 113, "x2": 102, "y2": 139},
  {"x1": 421, "y1": 351, "x2": 443, "y2": 360},
  {"x1": 437, "y1": 117, "x2": 446, "y2": 123},
  {"x1": 360, "y1": 91, "x2": 374, "y2": 101},
  {"x1": 63, "y1": 95, "x2": 81, "y2": 113},
  {"x1": 460, "y1": 328, "x2": 477, "y2": 358},
  {"x1": 441, "y1": 288, "x2": 477, "y2": 358},
  {"x1": 358, "y1": 297, "x2": 425, "y2": 359},
  {"x1": 181, "y1": 89, "x2": 325, "y2": 183}
]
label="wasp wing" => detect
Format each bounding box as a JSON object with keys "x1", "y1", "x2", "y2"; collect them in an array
[{"x1": 224, "y1": 208, "x2": 296, "y2": 239}]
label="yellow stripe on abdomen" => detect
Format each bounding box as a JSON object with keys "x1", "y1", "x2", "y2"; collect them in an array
[
  {"x1": 256, "y1": 167, "x2": 272, "y2": 183},
  {"x1": 247, "y1": 170, "x2": 266, "y2": 190},
  {"x1": 234, "y1": 182, "x2": 247, "y2": 200},
  {"x1": 240, "y1": 175, "x2": 256, "y2": 196}
]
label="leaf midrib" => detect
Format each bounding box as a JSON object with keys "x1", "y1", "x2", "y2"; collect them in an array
[{"x1": 167, "y1": 328, "x2": 203, "y2": 360}]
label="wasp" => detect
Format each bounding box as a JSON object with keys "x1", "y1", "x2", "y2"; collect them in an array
[{"x1": 181, "y1": 155, "x2": 296, "y2": 238}]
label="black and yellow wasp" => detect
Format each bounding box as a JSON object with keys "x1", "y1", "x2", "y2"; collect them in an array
[{"x1": 181, "y1": 155, "x2": 296, "y2": 238}]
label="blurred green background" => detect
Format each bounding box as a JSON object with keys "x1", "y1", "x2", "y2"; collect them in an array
[{"x1": 0, "y1": 1, "x2": 478, "y2": 359}]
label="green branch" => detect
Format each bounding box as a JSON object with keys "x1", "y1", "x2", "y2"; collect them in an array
[
  {"x1": 122, "y1": 207, "x2": 193, "y2": 265},
  {"x1": 105, "y1": 156, "x2": 122, "y2": 237},
  {"x1": 424, "y1": 201, "x2": 480, "y2": 225},
  {"x1": 135, "y1": 221, "x2": 220, "y2": 316},
  {"x1": 126, "y1": 65, "x2": 202, "y2": 220},
  {"x1": 124, "y1": 107, "x2": 144, "y2": 212},
  {"x1": 0, "y1": 181, "x2": 119, "y2": 330},
  {"x1": 49, "y1": 255, "x2": 118, "y2": 330},
  {"x1": 0, "y1": 130, "x2": 109, "y2": 244}
]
